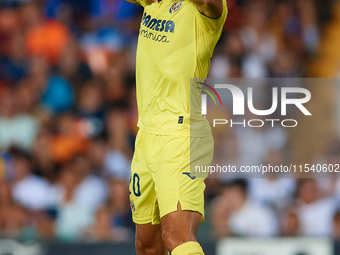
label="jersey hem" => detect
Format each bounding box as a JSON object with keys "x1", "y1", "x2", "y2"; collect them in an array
[{"x1": 137, "y1": 125, "x2": 212, "y2": 137}]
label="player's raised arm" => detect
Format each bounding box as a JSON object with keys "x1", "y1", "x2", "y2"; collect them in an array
[{"x1": 191, "y1": 0, "x2": 224, "y2": 19}]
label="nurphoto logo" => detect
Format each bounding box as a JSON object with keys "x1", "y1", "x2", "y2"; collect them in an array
[{"x1": 200, "y1": 83, "x2": 312, "y2": 128}]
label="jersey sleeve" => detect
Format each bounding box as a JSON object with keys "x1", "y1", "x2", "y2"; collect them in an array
[
  {"x1": 136, "y1": 0, "x2": 150, "y2": 7},
  {"x1": 196, "y1": 0, "x2": 228, "y2": 34}
]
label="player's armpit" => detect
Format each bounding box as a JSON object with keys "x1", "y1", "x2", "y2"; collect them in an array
[{"x1": 191, "y1": 0, "x2": 223, "y2": 19}]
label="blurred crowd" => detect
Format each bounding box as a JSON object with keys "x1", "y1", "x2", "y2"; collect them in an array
[
  {"x1": 211, "y1": 157, "x2": 340, "y2": 238},
  {"x1": 0, "y1": 0, "x2": 338, "y2": 243}
]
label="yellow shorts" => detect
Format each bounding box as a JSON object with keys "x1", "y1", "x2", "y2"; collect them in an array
[{"x1": 129, "y1": 130, "x2": 214, "y2": 225}]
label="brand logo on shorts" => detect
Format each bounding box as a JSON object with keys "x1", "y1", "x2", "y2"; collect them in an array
[
  {"x1": 169, "y1": 1, "x2": 182, "y2": 13},
  {"x1": 182, "y1": 172, "x2": 196, "y2": 180},
  {"x1": 130, "y1": 201, "x2": 135, "y2": 212}
]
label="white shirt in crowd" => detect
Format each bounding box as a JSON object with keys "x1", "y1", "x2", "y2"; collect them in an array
[
  {"x1": 12, "y1": 174, "x2": 51, "y2": 210},
  {"x1": 50, "y1": 175, "x2": 107, "y2": 210},
  {"x1": 229, "y1": 200, "x2": 278, "y2": 237},
  {"x1": 297, "y1": 198, "x2": 337, "y2": 236},
  {"x1": 248, "y1": 178, "x2": 296, "y2": 209},
  {"x1": 0, "y1": 114, "x2": 39, "y2": 150},
  {"x1": 105, "y1": 150, "x2": 131, "y2": 181}
]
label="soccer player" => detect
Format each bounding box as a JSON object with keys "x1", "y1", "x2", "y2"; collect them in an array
[{"x1": 125, "y1": 0, "x2": 227, "y2": 253}]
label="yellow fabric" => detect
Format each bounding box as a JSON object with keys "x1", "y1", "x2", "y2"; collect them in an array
[
  {"x1": 135, "y1": 0, "x2": 227, "y2": 137},
  {"x1": 172, "y1": 241, "x2": 204, "y2": 255},
  {"x1": 129, "y1": 130, "x2": 213, "y2": 224},
  {"x1": 0, "y1": 158, "x2": 4, "y2": 179}
]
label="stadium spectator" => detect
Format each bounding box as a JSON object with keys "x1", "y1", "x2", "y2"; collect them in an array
[
  {"x1": 248, "y1": 177, "x2": 296, "y2": 210},
  {"x1": 0, "y1": 181, "x2": 28, "y2": 238},
  {"x1": 49, "y1": 154, "x2": 107, "y2": 211},
  {"x1": 296, "y1": 179, "x2": 337, "y2": 236},
  {"x1": 10, "y1": 148, "x2": 50, "y2": 211},
  {"x1": 23, "y1": 2, "x2": 70, "y2": 65},
  {"x1": 212, "y1": 180, "x2": 278, "y2": 237},
  {"x1": 52, "y1": 163, "x2": 94, "y2": 241},
  {"x1": 280, "y1": 207, "x2": 301, "y2": 236},
  {"x1": 0, "y1": 90, "x2": 39, "y2": 151}
]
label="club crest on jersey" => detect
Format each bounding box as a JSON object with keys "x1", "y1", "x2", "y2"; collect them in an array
[{"x1": 169, "y1": 1, "x2": 182, "y2": 13}]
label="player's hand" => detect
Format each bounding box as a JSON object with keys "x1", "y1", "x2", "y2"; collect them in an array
[{"x1": 191, "y1": 0, "x2": 223, "y2": 19}]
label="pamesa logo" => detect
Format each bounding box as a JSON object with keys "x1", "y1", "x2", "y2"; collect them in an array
[{"x1": 197, "y1": 82, "x2": 312, "y2": 128}]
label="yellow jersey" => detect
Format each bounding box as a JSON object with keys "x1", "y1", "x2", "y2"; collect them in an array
[{"x1": 135, "y1": 0, "x2": 227, "y2": 137}]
